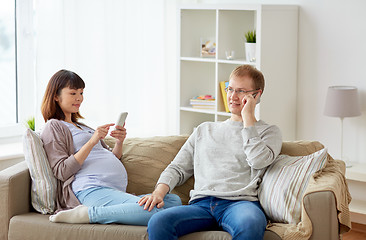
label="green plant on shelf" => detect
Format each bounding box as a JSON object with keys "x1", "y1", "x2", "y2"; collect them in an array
[
  {"x1": 245, "y1": 30, "x2": 256, "y2": 43},
  {"x1": 25, "y1": 116, "x2": 35, "y2": 131}
]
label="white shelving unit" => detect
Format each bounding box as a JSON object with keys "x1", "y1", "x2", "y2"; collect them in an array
[
  {"x1": 178, "y1": 4, "x2": 298, "y2": 140},
  {"x1": 345, "y1": 162, "x2": 366, "y2": 223}
]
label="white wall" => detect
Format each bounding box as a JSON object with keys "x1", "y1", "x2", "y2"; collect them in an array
[
  {"x1": 33, "y1": 0, "x2": 170, "y2": 137},
  {"x1": 28, "y1": 0, "x2": 366, "y2": 163},
  {"x1": 168, "y1": 0, "x2": 366, "y2": 164},
  {"x1": 295, "y1": 0, "x2": 366, "y2": 165}
]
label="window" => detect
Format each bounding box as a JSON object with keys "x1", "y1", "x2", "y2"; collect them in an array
[
  {"x1": 0, "y1": 0, "x2": 34, "y2": 140},
  {"x1": 0, "y1": 0, "x2": 17, "y2": 127}
]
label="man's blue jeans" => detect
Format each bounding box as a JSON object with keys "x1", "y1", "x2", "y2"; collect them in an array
[
  {"x1": 75, "y1": 186, "x2": 182, "y2": 226},
  {"x1": 147, "y1": 196, "x2": 267, "y2": 240}
]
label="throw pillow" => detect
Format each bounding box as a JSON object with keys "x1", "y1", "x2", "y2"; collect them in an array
[
  {"x1": 258, "y1": 148, "x2": 328, "y2": 224},
  {"x1": 23, "y1": 128, "x2": 57, "y2": 214}
]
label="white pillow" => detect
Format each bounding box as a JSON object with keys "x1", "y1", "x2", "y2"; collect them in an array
[
  {"x1": 258, "y1": 148, "x2": 328, "y2": 224},
  {"x1": 23, "y1": 128, "x2": 57, "y2": 214}
]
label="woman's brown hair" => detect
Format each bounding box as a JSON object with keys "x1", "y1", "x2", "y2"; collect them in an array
[{"x1": 41, "y1": 69, "x2": 85, "y2": 122}]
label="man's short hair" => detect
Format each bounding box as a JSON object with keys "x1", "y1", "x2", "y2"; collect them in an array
[{"x1": 229, "y1": 65, "x2": 265, "y2": 94}]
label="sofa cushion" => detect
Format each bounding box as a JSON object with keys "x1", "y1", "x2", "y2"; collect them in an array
[
  {"x1": 258, "y1": 148, "x2": 328, "y2": 224},
  {"x1": 8, "y1": 213, "x2": 235, "y2": 240},
  {"x1": 22, "y1": 129, "x2": 57, "y2": 214},
  {"x1": 8, "y1": 213, "x2": 279, "y2": 240},
  {"x1": 9, "y1": 213, "x2": 149, "y2": 240}
]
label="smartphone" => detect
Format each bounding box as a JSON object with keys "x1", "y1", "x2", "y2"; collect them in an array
[
  {"x1": 116, "y1": 112, "x2": 128, "y2": 128},
  {"x1": 252, "y1": 92, "x2": 260, "y2": 104}
]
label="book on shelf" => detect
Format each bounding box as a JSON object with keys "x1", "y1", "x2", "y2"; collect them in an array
[
  {"x1": 192, "y1": 95, "x2": 215, "y2": 100},
  {"x1": 190, "y1": 99, "x2": 215, "y2": 105},
  {"x1": 190, "y1": 95, "x2": 215, "y2": 109},
  {"x1": 219, "y1": 81, "x2": 230, "y2": 113},
  {"x1": 192, "y1": 105, "x2": 215, "y2": 110}
]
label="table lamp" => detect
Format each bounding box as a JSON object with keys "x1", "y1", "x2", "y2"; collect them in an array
[{"x1": 324, "y1": 86, "x2": 361, "y2": 167}]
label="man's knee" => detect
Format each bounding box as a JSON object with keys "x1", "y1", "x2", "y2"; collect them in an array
[
  {"x1": 226, "y1": 216, "x2": 266, "y2": 240},
  {"x1": 223, "y1": 202, "x2": 267, "y2": 239},
  {"x1": 147, "y1": 212, "x2": 161, "y2": 229},
  {"x1": 149, "y1": 208, "x2": 176, "y2": 228},
  {"x1": 148, "y1": 210, "x2": 178, "y2": 240}
]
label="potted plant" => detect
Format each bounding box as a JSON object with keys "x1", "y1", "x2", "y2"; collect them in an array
[
  {"x1": 244, "y1": 30, "x2": 256, "y2": 62},
  {"x1": 25, "y1": 116, "x2": 35, "y2": 131}
]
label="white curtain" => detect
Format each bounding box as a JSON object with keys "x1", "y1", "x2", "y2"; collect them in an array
[{"x1": 34, "y1": 0, "x2": 171, "y2": 137}]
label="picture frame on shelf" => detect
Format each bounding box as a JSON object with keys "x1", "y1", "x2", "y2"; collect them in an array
[{"x1": 200, "y1": 37, "x2": 216, "y2": 58}]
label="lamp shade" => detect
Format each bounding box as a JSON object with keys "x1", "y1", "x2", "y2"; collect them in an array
[{"x1": 324, "y1": 86, "x2": 361, "y2": 118}]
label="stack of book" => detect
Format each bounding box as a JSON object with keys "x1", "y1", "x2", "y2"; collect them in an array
[{"x1": 190, "y1": 95, "x2": 215, "y2": 110}]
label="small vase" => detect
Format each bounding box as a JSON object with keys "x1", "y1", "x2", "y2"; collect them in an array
[{"x1": 245, "y1": 43, "x2": 256, "y2": 62}]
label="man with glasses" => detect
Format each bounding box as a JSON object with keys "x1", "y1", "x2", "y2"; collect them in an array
[{"x1": 140, "y1": 64, "x2": 282, "y2": 240}]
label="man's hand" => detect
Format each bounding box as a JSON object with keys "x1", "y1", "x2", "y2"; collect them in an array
[
  {"x1": 241, "y1": 92, "x2": 261, "y2": 127},
  {"x1": 138, "y1": 184, "x2": 169, "y2": 212}
]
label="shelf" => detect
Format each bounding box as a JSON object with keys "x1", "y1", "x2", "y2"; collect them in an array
[
  {"x1": 345, "y1": 162, "x2": 366, "y2": 182},
  {"x1": 217, "y1": 59, "x2": 255, "y2": 65},
  {"x1": 178, "y1": 5, "x2": 298, "y2": 138},
  {"x1": 345, "y1": 161, "x2": 366, "y2": 219},
  {"x1": 349, "y1": 199, "x2": 366, "y2": 215},
  {"x1": 180, "y1": 57, "x2": 216, "y2": 63},
  {"x1": 217, "y1": 111, "x2": 231, "y2": 117},
  {"x1": 180, "y1": 106, "x2": 215, "y2": 115},
  {"x1": 180, "y1": 56, "x2": 257, "y2": 65},
  {"x1": 180, "y1": 107, "x2": 232, "y2": 117}
]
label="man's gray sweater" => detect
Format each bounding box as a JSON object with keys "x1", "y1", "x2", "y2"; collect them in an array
[{"x1": 157, "y1": 119, "x2": 282, "y2": 202}]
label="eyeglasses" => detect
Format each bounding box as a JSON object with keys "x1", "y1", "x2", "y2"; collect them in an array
[{"x1": 225, "y1": 87, "x2": 260, "y2": 97}]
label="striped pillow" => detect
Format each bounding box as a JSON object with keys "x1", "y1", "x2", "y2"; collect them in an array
[
  {"x1": 258, "y1": 148, "x2": 328, "y2": 224},
  {"x1": 23, "y1": 129, "x2": 57, "y2": 214}
]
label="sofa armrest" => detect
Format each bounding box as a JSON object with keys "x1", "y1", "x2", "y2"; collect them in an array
[
  {"x1": 304, "y1": 191, "x2": 339, "y2": 240},
  {"x1": 0, "y1": 161, "x2": 31, "y2": 240},
  {"x1": 303, "y1": 159, "x2": 349, "y2": 240}
]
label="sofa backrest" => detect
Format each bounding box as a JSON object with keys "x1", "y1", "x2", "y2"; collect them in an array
[
  {"x1": 104, "y1": 137, "x2": 326, "y2": 205},
  {"x1": 106, "y1": 135, "x2": 192, "y2": 204},
  {"x1": 281, "y1": 140, "x2": 324, "y2": 156}
]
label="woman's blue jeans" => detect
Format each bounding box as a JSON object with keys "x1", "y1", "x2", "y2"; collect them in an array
[
  {"x1": 147, "y1": 196, "x2": 267, "y2": 240},
  {"x1": 75, "y1": 186, "x2": 182, "y2": 226}
]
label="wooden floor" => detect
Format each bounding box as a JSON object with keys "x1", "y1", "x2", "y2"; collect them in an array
[{"x1": 343, "y1": 223, "x2": 366, "y2": 240}]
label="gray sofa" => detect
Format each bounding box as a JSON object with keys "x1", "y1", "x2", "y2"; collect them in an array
[{"x1": 0, "y1": 136, "x2": 348, "y2": 240}]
